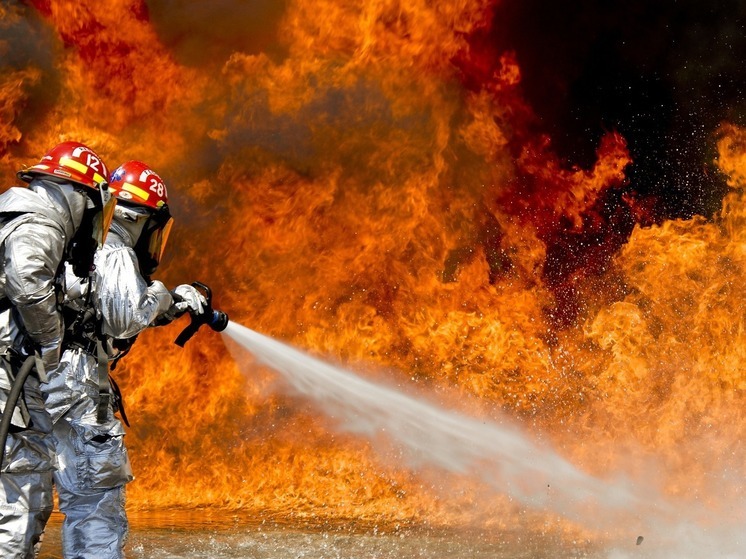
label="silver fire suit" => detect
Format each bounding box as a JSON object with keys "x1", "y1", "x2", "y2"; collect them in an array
[
  {"x1": 0, "y1": 179, "x2": 91, "y2": 559},
  {"x1": 42, "y1": 207, "x2": 174, "y2": 559}
]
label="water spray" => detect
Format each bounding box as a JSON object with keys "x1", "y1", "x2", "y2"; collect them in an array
[
  {"x1": 174, "y1": 281, "x2": 229, "y2": 347},
  {"x1": 221, "y1": 323, "x2": 746, "y2": 556},
  {"x1": 221, "y1": 322, "x2": 655, "y2": 527}
]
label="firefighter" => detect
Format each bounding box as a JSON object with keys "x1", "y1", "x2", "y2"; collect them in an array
[
  {"x1": 0, "y1": 141, "x2": 116, "y2": 558},
  {"x1": 42, "y1": 160, "x2": 205, "y2": 558}
]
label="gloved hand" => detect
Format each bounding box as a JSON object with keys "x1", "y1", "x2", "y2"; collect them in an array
[
  {"x1": 62, "y1": 261, "x2": 89, "y2": 302},
  {"x1": 168, "y1": 284, "x2": 207, "y2": 317}
]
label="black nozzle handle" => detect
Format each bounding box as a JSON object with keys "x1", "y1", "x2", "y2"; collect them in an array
[
  {"x1": 174, "y1": 321, "x2": 201, "y2": 347},
  {"x1": 192, "y1": 281, "x2": 212, "y2": 307},
  {"x1": 190, "y1": 281, "x2": 228, "y2": 331},
  {"x1": 173, "y1": 281, "x2": 228, "y2": 346}
]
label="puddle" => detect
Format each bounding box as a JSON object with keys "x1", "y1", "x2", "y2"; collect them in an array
[{"x1": 38, "y1": 510, "x2": 601, "y2": 559}]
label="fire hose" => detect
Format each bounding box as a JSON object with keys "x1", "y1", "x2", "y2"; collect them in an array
[
  {"x1": 174, "y1": 281, "x2": 229, "y2": 347},
  {"x1": 0, "y1": 355, "x2": 36, "y2": 474}
]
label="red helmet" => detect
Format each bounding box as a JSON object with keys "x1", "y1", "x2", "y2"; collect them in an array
[
  {"x1": 17, "y1": 141, "x2": 109, "y2": 191},
  {"x1": 109, "y1": 160, "x2": 173, "y2": 274},
  {"x1": 108, "y1": 160, "x2": 168, "y2": 210}
]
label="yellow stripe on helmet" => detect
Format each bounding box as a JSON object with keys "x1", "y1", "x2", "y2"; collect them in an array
[
  {"x1": 59, "y1": 156, "x2": 106, "y2": 186},
  {"x1": 122, "y1": 182, "x2": 150, "y2": 201},
  {"x1": 60, "y1": 156, "x2": 88, "y2": 175}
]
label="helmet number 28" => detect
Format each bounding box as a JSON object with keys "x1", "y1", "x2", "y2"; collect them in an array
[{"x1": 149, "y1": 177, "x2": 165, "y2": 198}]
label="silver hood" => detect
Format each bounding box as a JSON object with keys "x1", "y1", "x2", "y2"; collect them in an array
[
  {"x1": 0, "y1": 178, "x2": 89, "y2": 241},
  {"x1": 107, "y1": 204, "x2": 150, "y2": 248}
]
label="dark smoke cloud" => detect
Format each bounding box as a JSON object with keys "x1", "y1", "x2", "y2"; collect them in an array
[
  {"x1": 0, "y1": 1, "x2": 61, "y2": 154},
  {"x1": 447, "y1": 0, "x2": 746, "y2": 324},
  {"x1": 487, "y1": 0, "x2": 746, "y2": 220},
  {"x1": 145, "y1": 0, "x2": 289, "y2": 68},
  {"x1": 1, "y1": 1, "x2": 57, "y2": 69},
  {"x1": 215, "y1": 77, "x2": 434, "y2": 187}
]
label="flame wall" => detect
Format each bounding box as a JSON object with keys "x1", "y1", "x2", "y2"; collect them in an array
[{"x1": 1, "y1": 0, "x2": 744, "y2": 529}]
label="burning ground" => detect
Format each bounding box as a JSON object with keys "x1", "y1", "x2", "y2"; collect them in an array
[{"x1": 1, "y1": 0, "x2": 745, "y2": 540}]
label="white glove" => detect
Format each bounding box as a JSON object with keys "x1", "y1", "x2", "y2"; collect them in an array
[
  {"x1": 63, "y1": 262, "x2": 89, "y2": 302},
  {"x1": 170, "y1": 284, "x2": 207, "y2": 316}
]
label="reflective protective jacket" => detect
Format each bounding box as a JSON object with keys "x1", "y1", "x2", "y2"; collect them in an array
[
  {"x1": 0, "y1": 179, "x2": 88, "y2": 372},
  {"x1": 94, "y1": 224, "x2": 173, "y2": 341}
]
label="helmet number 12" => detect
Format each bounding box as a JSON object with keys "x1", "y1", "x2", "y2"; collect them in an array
[{"x1": 86, "y1": 153, "x2": 102, "y2": 172}]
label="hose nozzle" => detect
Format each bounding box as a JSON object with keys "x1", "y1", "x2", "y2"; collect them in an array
[
  {"x1": 174, "y1": 281, "x2": 229, "y2": 347},
  {"x1": 207, "y1": 309, "x2": 229, "y2": 332}
]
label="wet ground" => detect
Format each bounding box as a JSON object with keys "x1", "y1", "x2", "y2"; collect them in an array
[{"x1": 38, "y1": 510, "x2": 605, "y2": 559}]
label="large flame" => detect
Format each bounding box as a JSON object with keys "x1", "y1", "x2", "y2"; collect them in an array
[{"x1": 1, "y1": 0, "x2": 744, "y2": 534}]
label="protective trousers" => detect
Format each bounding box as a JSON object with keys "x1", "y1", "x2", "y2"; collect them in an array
[
  {"x1": 0, "y1": 357, "x2": 55, "y2": 559},
  {"x1": 43, "y1": 349, "x2": 133, "y2": 559}
]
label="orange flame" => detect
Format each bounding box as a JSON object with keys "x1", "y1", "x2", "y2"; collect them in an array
[{"x1": 1, "y1": 0, "x2": 744, "y2": 534}]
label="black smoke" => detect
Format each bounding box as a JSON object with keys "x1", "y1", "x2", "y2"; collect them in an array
[
  {"x1": 144, "y1": 0, "x2": 288, "y2": 68},
  {"x1": 446, "y1": 0, "x2": 746, "y2": 325},
  {"x1": 488, "y1": 0, "x2": 746, "y2": 220},
  {"x1": 0, "y1": 1, "x2": 61, "y2": 155}
]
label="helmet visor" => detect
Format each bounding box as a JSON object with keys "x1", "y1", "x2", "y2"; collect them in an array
[{"x1": 147, "y1": 216, "x2": 173, "y2": 266}]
